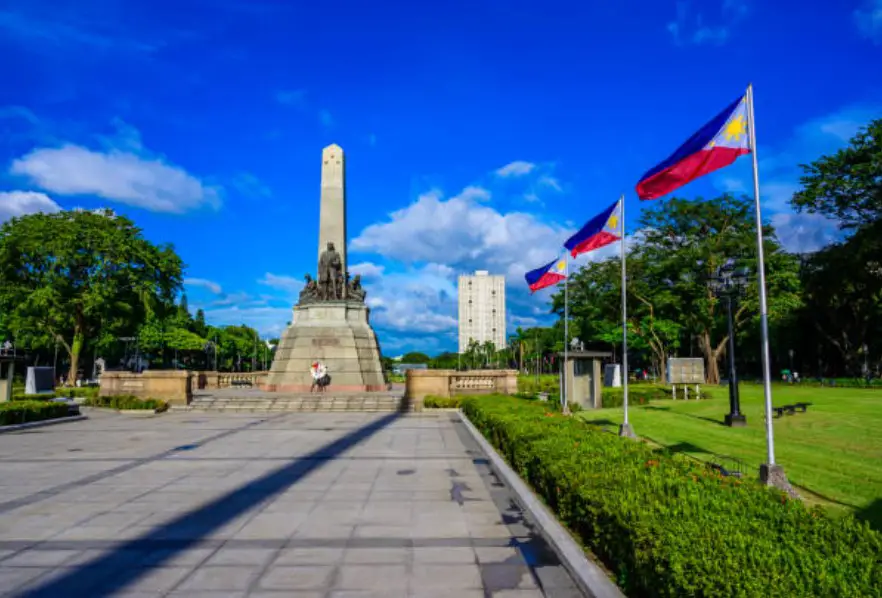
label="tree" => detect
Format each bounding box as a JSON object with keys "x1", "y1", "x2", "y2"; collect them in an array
[
  {"x1": 791, "y1": 118, "x2": 882, "y2": 229},
  {"x1": 400, "y1": 351, "x2": 430, "y2": 364},
  {"x1": 636, "y1": 196, "x2": 800, "y2": 384},
  {"x1": 0, "y1": 210, "x2": 183, "y2": 381}
]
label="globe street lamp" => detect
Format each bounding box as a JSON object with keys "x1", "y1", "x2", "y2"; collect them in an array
[{"x1": 708, "y1": 259, "x2": 750, "y2": 427}]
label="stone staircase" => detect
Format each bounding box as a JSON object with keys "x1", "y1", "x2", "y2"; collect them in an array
[{"x1": 172, "y1": 391, "x2": 411, "y2": 413}]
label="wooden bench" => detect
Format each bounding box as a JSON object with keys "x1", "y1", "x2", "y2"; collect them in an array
[
  {"x1": 774, "y1": 402, "x2": 810, "y2": 418},
  {"x1": 230, "y1": 379, "x2": 252, "y2": 388}
]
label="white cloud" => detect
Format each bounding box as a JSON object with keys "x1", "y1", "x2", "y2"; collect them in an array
[
  {"x1": 349, "y1": 262, "x2": 385, "y2": 279},
  {"x1": 363, "y1": 264, "x2": 459, "y2": 334},
  {"x1": 184, "y1": 277, "x2": 223, "y2": 295},
  {"x1": 770, "y1": 212, "x2": 839, "y2": 254},
  {"x1": 10, "y1": 123, "x2": 221, "y2": 213},
  {"x1": 231, "y1": 172, "x2": 272, "y2": 198},
  {"x1": 667, "y1": 0, "x2": 748, "y2": 46},
  {"x1": 538, "y1": 175, "x2": 562, "y2": 192},
  {"x1": 0, "y1": 105, "x2": 39, "y2": 125},
  {"x1": 495, "y1": 161, "x2": 535, "y2": 177},
  {"x1": 0, "y1": 190, "x2": 61, "y2": 223},
  {"x1": 351, "y1": 188, "x2": 574, "y2": 287},
  {"x1": 457, "y1": 185, "x2": 491, "y2": 202},
  {"x1": 855, "y1": 0, "x2": 882, "y2": 43},
  {"x1": 258, "y1": 273, "x2": 304, "y2": 296},
  {"x1": 319, "y1": 109, "x2": 334, "y2": 127}
]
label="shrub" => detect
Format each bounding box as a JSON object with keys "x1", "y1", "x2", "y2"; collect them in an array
[
  {"x1": 423, "y1": 395, "x2": 461, "y2": 409},
  {"x1": 461, "y1": 394, "x2": 881, "y2": 597},
  {"x1": 602, "y1": 384, "x2": 712, "y2": 407},
  {"x1": 56, "y1": 387, "x2": 100, "y2": 399},
  {"x1": 84, "y1": 395, "x2": 167, "y2": 412},
  {"x1": 0, "y1": 400, "x2": 70, "y2": 426},
  {"x1": 517, "y1": 374, "x2": 559, "y2": 396},
  {"x1": 11, "y1": 393, "x2": 57, "y2": 401}
]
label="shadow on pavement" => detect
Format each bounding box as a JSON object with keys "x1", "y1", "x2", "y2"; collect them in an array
[{"x1": 17, "y1": 412, "x2": 401, "y2": 597}]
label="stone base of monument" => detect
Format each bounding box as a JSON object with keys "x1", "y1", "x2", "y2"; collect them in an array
[{"x1": 263, "y1": 301, "x2": 386, "y2": 393}]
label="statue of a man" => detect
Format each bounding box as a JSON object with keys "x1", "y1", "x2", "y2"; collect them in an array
[
  {"x1": 348, "y1": 274, "x2": 366, "y2": 302},
  {"x1": 318, "y1": 242, "x2": 342, "y2": 300},
  {"x1": 299, "y1": 274, "x2": 318, "y2": 304}
]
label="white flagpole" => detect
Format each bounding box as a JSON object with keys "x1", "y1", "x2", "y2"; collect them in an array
[
  {"x1": 619, "y1": 195, "x2": 635, "y2": 438},
  {"x1": 746, "y1": 83, "x2": 788, "y2": 488},
  {"x1": 563, "y1": 255, "x2": 570, "y2": 414}
]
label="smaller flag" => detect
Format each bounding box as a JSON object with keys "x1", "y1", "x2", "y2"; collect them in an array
[
  {"x1": 564, "y1": 199, "x2": 622, "y2": 258},
  {"x1": 636, "y1": 94, "x2": 751, "y2": 200},
  {"x1": 525, "y1": 256, "x2": 567, "y2": 293}
]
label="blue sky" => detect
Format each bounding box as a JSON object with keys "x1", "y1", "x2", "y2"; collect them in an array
[{"x1": 1, "y1": 0, "x2": 880, "y2": 355}]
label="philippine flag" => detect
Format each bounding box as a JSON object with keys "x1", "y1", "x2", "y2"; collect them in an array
[
  {"x1": 525, "y1": 256, "x2": 567, "y2": 293},
  {"x1": 636, "y1": 94, "x2": 751, "y2": 201},
  {"x1": 563, "y1": 199, "x2": 622, "y2": 258}
]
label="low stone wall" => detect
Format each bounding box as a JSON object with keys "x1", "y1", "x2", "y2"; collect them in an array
[
  {"x1": 193, "y1": 371, "x2": 268, "y2": 390},
  {"x1": 100, "y1": 370, "x2": 192, "y2": 406},
  {"x1": 405, "y1": 369, "x2": 519, "y2": 407}
]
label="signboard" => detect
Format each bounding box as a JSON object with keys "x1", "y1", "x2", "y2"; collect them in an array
[
  {"x1": 667, "y1": 358, "x2": 705, "y2": 384},
  {"x1": 25, "y1": 366, "x2": 56, "y2": 395}
]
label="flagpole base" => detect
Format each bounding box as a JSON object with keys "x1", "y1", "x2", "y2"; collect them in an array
[
  {"x1": 759, "y1": 463, "x2": 799, "y2": 498},
  {"x1": 618, "y1": 423, "x2": 637, "y2": 439}
]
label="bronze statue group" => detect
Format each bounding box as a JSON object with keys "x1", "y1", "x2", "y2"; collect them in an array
[{"x1": 299, "y1": 242, "x2": 366, "y2": 304}]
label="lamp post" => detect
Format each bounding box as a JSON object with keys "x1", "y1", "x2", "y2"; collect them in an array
[{"x1": 708, "y1": 259, "x2": 750, "y2": 427}]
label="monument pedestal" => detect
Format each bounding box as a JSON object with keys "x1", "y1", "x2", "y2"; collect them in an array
[{"x1": 264, "y1": 300, "x2": 386, "y2": 392}]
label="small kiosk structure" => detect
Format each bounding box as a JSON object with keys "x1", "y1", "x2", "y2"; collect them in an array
[{"x1": 558, "y1": 349, "x2": 612, "y2": 410}]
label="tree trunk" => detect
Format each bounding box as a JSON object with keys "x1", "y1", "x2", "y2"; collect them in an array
[
  {"x1": 68, "y1": 329, "x2": 84, "y2": 383},
  {"x1": 699, "y1": 332, "x2": 721, "y2": 384}
]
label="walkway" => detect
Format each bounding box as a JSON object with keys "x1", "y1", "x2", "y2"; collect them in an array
[{"x1": 0, "y1": 409, "x2": 584, "y2": 597}]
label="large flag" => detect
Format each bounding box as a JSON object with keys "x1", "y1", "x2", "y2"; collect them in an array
[
  {"x1": 525, "y1": 256, "x2": 567, "y2": 293},
  {"x1": 636, "y1": 94, "x2": 751, "y2": 200},
  {"x1": 564, "y1": 199, "x2": 622, "y2": 258}
]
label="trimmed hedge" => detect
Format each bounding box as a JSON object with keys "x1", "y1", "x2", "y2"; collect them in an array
[
  {"x1": 11, "y1": 393, "x2": 57, "y2": 401},
  {"x1": 461, "y1": 394, "x2": 881, "y2": 597},
  {"x1": 602, "y1": 384, "x2": 712, "y2": 407},
  {"x1": 56, "y1": 387, "x2": 100, "y2": 399},
  {"x1": 84, "y1": 395, "x2": 167, "y2": 412},
  {"x1": 0, "y1": 400, "x2": 71, "y2": 426},
  {"x1": 423, "y1": 395, "x2": 461, "y2": 408}
]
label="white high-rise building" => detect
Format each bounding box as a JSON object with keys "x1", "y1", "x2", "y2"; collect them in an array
[{"x1": 458, "y1": 270, "x2": 506, "y2": 353}]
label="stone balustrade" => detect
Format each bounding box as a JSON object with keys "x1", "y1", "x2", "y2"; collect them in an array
[
  {"x1": 405, "y1": 369, "x2": 518, "y2": 407},
  {"x1": 193, "y1": 371, "x2": 268, "y2": 390},
  {"x1": 100, "y1": 370, "x2": 193, "y2": 406}
]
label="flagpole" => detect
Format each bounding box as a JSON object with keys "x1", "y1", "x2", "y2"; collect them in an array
[
  {"x1": 618, "y1": 195, "x2": 636, "y2": 438},
  {"x1": 746, "y1": 83, "x2": 791, "y2": 491},
  {"x1": 562, "y1": 255, "x2": 570, "y2": 414}
]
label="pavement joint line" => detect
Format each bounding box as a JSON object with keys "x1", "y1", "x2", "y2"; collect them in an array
[
  {"x1": 0, "y1": 414, "x2": 288, "y2": 515},
  {"x1": 457, "y1": 410, "x2": 626, "y2": 598}
]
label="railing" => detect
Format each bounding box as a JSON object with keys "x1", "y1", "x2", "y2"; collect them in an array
[
  {"x1": 450, "y1": 375, "x2": 496, "y2": 392},
  {"x1": 195, "y1": 371, "x2": 268, "y2": 390}
]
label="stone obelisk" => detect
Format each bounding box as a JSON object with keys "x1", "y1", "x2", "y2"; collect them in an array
[
  {"x1": 318, "y1": 144, "x2": 347, "y2": 275},
  {"x1": 263, "y1": 144, "x2": 386, "y2": 393}
]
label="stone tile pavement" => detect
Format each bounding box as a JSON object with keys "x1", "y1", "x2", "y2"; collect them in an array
[{"x1": 0, "y1": 409, "x2": 585, "y2": 597}]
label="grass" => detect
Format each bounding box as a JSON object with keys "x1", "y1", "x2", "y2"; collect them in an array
[{"x1": 577, "y1": 383, "x2": 882, "y2": 529}]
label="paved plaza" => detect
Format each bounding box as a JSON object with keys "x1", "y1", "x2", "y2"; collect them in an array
[{"x1": 0, "y1": 410, "x2": 584, "y2": 597}]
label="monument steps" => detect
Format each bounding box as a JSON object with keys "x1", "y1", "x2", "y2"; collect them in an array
[{"x1": 173, "y1": 393, "x2": 410, "y2": 413}]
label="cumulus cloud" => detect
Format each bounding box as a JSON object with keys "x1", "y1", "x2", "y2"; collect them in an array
[
  {"x1": 231, "y1": 172, "x2": 272, "y2": 198},
  {"x1": 10, "y1": 122, "x2": 221, "y2": 213},
  {"x1": 363, "y1": 264, "x2": 459, "y2": 334},
  {"x1": 352, "y1": 188, "x2": 574, "y2": 287},
  {"x1": 495, "y1": 161, "x2": 536, "y2": 177},
  {"x1": 770, "y1": 212, "x2": 840, "y2": 254},
  {"x1": 184, "y1": 277, "x2": 223, "y2": 295},
  {"x1": 349, "y1": 262, "x2": 385, "y2": 279},
  {"x1": 855, "y1": 0, "x2": 882, "y2": 43},
  {"x1": 258, "y1": 273, "x2": 304, "y2": 295},
  {"x1": 0, "y1": 190, "x2": 61, "y2": 223}
]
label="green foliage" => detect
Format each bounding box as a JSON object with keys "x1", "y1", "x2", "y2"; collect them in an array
[
  {"x1": 792, "y1": 118, "x2": 882, "y2": 229},
  {"x1": 400, "y1": 352, "x2": 431, "y2": 364},
  {"x1": 428, "y1": 352, "x2": 459, "y2": 369},
  {"x1": 11, "y1": 393, "x2": 56, "y2": 401},
  {"x1": 517, "y1": 374, "x2": 559, "y2": 395},
  {"x1": 461, "y1": 395, "x2": 882, "y2": 597},
  {"x1": 0, "y1": 400, "x2": 70, "y2": 425},
  {"x1": 0, "y1": 210, "x2": 183, "y2": 380},
  {"x1": 55, "y1": 387, "x2": 100, "y2": 399},
  {"x1": 84, "y1": 395, "x2": 167, "y2": 411},
  {"x1": 601, "y1": 384, "x2": 712, "y2": 408},
  {"x1": 423, "y1": 395, "x2": 461, "y2": 408}
]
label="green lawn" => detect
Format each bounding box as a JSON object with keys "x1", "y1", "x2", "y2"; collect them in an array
[{"x1": 578, "y1": 384, "x2": 882, "y2": 528}]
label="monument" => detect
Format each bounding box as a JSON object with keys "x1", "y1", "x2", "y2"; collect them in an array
[{"x1": 263, "y1": 144, "x2": 386, "y2": 392}]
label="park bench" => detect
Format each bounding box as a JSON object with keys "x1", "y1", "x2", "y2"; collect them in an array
[
  {"x1": 773, "y1": 402, "x2": 810, "y2": 418},
  {"x1": 230, "y1": 379, "x2": 252, "y2": 388}
]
